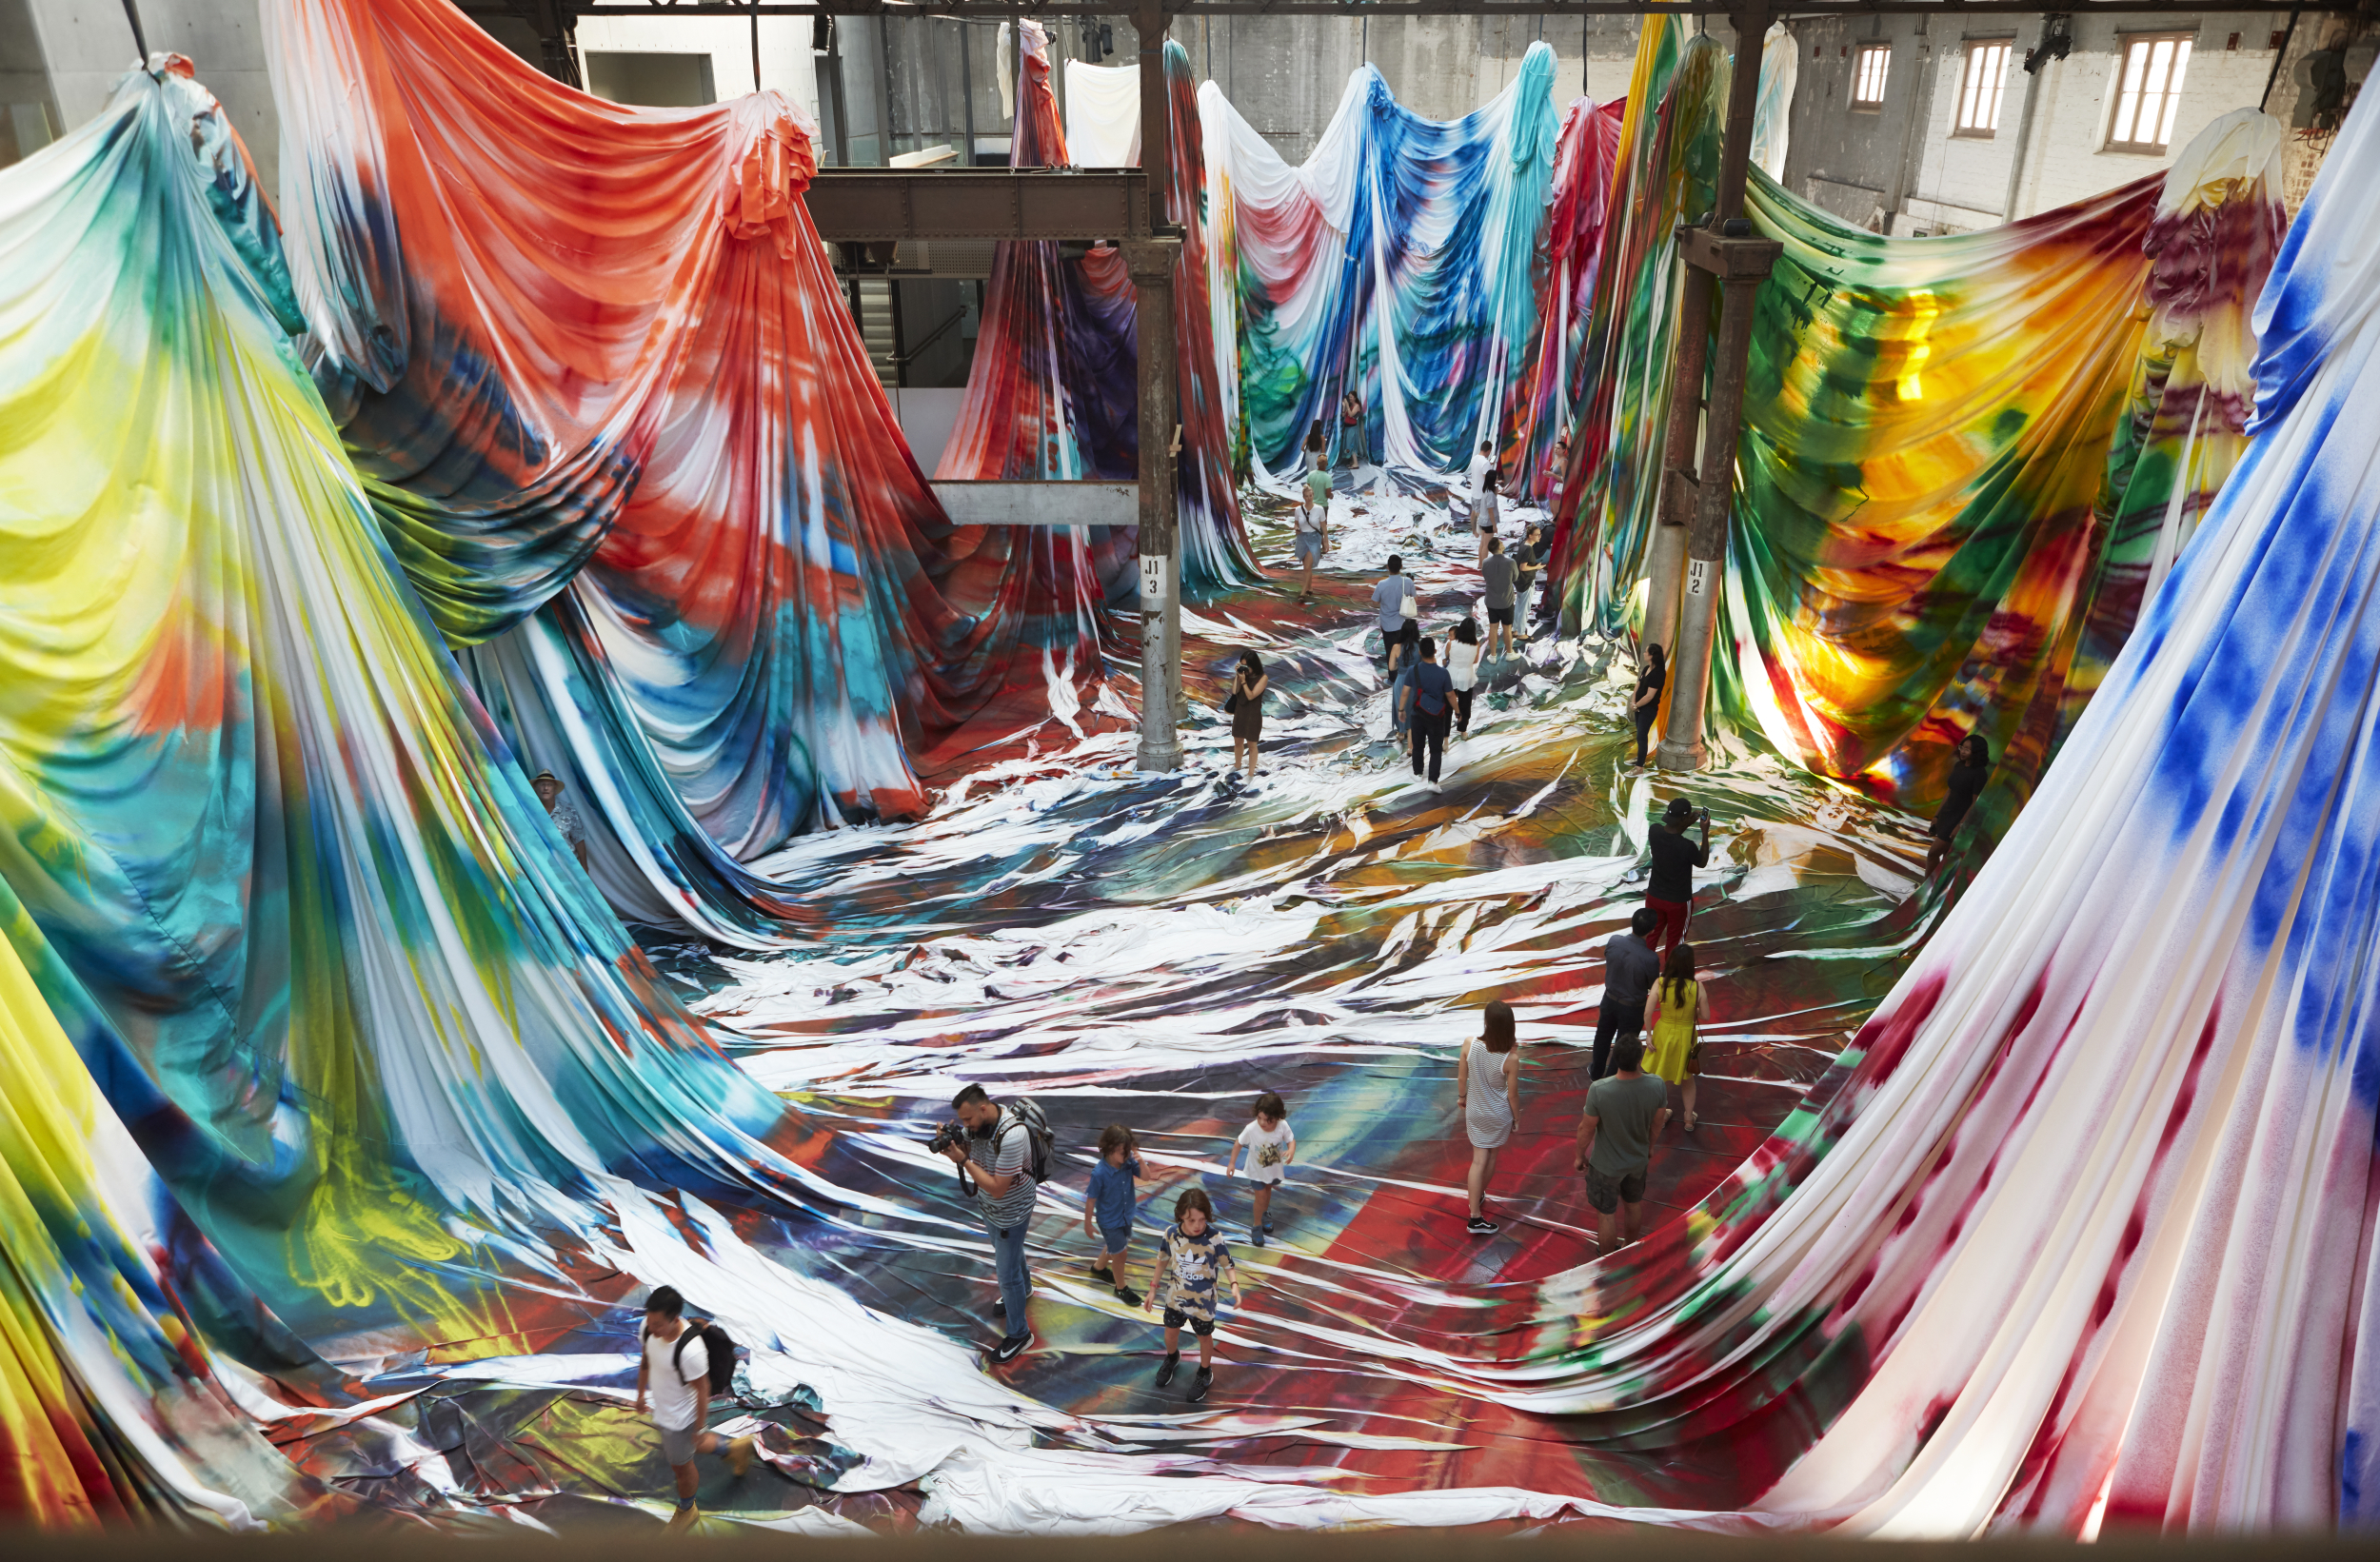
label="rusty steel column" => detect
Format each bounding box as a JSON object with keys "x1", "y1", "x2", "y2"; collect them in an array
[
  {"x1": 1130, "y1": 4, "x2": 1183, "y2": 771},
  {"x1": 1657, "y1": 0, "x2": 1776, "y2": 773},
  {"x1": 1641, "y1": 242, "x2": 1713, "y2": 679}
]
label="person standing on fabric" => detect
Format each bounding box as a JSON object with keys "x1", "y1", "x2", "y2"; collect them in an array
[
  {"x1": 1473, "y1": 468, "x2": 1503, "y2": 564},
  {"x1": 1460, "y1": 438, "x2": 1493, "y2": 534},
  {"x1": 1457, "y1": 998, "x2": 1521, "y2": 1235},
  {"x1": 1083, "y1": 1124, "x2": 1144, "y2": 1305},
  {"x1": 1594, "y1": 907, "x2": 1663, "y2": 1079},
  {"x1": 1515, "y1": 522, "x2": 1545, "y2": 632},
  {"x1": 1226, "y1": 1092, "x2": 1295, "y2": 1247},
  {"x1": 1550, "y1": 428, "x2": 1571, "y2": 517},
  {"x1": 1374, "y1": 555, "x2": 1418, "y2": 674},
  {"x1": 1294, "y1": 438, "x2": 1332, "y2": 600},
  {"x1": 1401, "y1": 636, "x2": 1455, "y2": 786},
  {"x1": 1644, "y1": 942, "x2": 1702, "y2": 1133},
  {"x1": 1573, "y1": 1037, "x2": 1670, "y2": 1252},
  {"x1": 530, "y1": 769, "x2": 588, "y2": 868},
  {"x1": 1645, "y1": 797, "x2": 1711, "y2": 956},
  {"x1": 1227, "y1": 650, "x2": 1268, "y2": 780},
  {"x1": 636, "y1": 1286, "x2": 755, "y2": 1531},
  {"x1": 1628, "y1": 645, "x2": 1665, "y2": 770},
  {"x1": 1339, "y1": 387, "x2": 1366, "y2": 470},
  {"x1": 1142, "y1": 1187, "x2": 1241, "y2": 1403},
  {"x1": 1924, "y1": 735, "x2": 1992, "y2": 877},
  {"x1": 1445, "y1": 618, "x2": 1482, "y2": 738},
  {"x1": 941, "y1": 1084, "x2": 1040, "y2": 1362},
  {"x1": 1481, "y1": 538, "x2": 1517, "y2": 662}
]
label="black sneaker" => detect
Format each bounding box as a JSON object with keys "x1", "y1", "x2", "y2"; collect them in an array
[
  {"x1": 1466, "y1": 1216, "x2": 1499, "y2": 1236},
  {"x1": 1115, "y1": 1285, "x2": 1143, "y2": 1307},
  {"x1": 1252, "y1": 1227, "x2": 1266, "y2": 1248},
  {"x1": 1089, "y1": 1265, "x2": 1115, "y2": 1284},
  {"x1": 1154, "y1": 1351, "x2": 1180, "y2": 1388},
  {"x1": 991, "y1": 1332, "x2": 1030, "y2": 1364},
  {"x1": 1187, "y1": 1366, "x2": 1213, "y2": 1403}
]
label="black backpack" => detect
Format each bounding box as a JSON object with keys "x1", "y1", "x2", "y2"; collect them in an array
[
  {"x1": 668, "y1": 1318, "x2": 738, "y2": 1394},
  {"x1": 962, "y1": 1100, "x2": 1053, "y2": 1195}
]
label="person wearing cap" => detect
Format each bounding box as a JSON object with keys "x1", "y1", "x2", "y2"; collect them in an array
[
  {"x1": 1644, "y1": 797, "x2": 1710, "y2": 955},
  {"x1": 530, "y1": 769, "x2": 589, "y2": 868}
]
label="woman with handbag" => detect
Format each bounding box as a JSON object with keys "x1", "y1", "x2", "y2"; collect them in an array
[
  {"x1": 1644, "y1": 941, "x2": 1702, "y2": 1133},
  {"x1": 1227, "y1": 650, "x2": 1268, "y2": 778}
]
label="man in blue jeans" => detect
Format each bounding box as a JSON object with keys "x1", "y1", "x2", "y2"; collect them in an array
[{"x1": 943, "y1": 1084, "x2": 1039, "y2": 1363}]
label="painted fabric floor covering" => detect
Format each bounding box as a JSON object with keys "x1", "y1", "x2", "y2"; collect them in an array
[{"x1": 5, "y1": 33, "x2": 2378, "y2": 1552}]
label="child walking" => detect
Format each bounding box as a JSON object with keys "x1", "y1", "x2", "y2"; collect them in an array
[
  {"x1": 1141, "y1": 1187, "x2": 1241, "y2": 1403},
  {"x1": 1226, "y1": 1091, "x2": 1296, "y2": 1247},
  {"x1": 1082, "y1": 1124, "x2": 1144, "y2": 1305}
]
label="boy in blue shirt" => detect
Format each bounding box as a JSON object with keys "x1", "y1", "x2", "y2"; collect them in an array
[{"x1": 1083, "y1": 1124, "x2": 1143, "y2": 1305}]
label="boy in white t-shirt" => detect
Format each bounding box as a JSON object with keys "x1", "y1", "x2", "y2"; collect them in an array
[
  {"x1": 636, "y1": 1286, "x2": 754, "y2": 1530},
  {"x1": 1225, "y1": 1091, "x2": 1297, "y2": 1248}
]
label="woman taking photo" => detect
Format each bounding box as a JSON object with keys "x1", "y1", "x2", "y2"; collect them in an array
[
  {"x1": 1228, "y1": 650, "x2": 1269, "y2": 779},
  {"x1": 1645, "y1": 942, "x2": 1702, "y2": 1133},
  {"x1": 1456, "y1": 999, "x2": 1521, "y2": 1235}
]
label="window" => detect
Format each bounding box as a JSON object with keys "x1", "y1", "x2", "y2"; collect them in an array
[
  {"x1": 1853, "y1": 46, "x2": 1891, "y2": 109},
  {"x1": 1954, "y1": 40, "x2": 2013, "y2": 137},
  {"x1": 585, "y1": 52, "x2": 716, "y2": 109},
  {"x1": 2106, "y1": 33, "x2": 2194, "y2": 153}
]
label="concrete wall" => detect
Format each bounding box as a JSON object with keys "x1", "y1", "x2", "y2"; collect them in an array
[
  {"x1": 28, "y1": 0, "x2": 282, "y2": 188},
  {"x1": 573, "y1": 11, "x2": 817, "y2": 121}
]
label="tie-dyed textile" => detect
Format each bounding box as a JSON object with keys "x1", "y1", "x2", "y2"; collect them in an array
[
  {"x1": 1500, "y1": 97, "x2": 1624, "y2": 503},
  {"x1": 939, "y1": 26, "x2": 1253, "y2": 590},
  {"x1": 266, "y1": 0, "x2": 1112, "y2": 938},
  {"x1": 1200, "y1": 43, "x2": 1564, "y2": 480},
  {"x1": 1555, "y1": 29, "x2": 2281, "y2": 821}
]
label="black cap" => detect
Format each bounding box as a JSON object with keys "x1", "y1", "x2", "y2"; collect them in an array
[{"x1": 1664, "y1": 796, "x2": 1696, "y2": 824}]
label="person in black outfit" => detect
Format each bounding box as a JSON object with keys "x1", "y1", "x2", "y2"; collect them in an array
[
  {"x1": 1402, "y1": 636, "x2": 1456, "y2": 785},
  {"x1": 1644, "y1": 796, "x2": 1709, "y2": 956},
  {"x1": 1629, "y1": 644, "x2": 1666, "y2": 769},
  {"x1": 1925, "y1": 736, "x2": 1992, "y2": 876},
  {"x1": 1594, "y1": 908, "x2": 1664, "y2": 1079}
]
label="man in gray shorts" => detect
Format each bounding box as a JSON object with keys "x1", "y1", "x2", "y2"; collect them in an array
[
  {"x1": 637, "y1": 1285, "x2": 753, "y2": 1529},
  {"x1": 1573, "y1": 1037, "x2": 1671, "y2": 1251}
]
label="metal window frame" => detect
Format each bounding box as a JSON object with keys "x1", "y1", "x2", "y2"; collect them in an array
[
  {"x1": 2103, "y1": 29, "x2": 2197, "y2": 154},
  {"x1": 1852, "y1": 43, "x2": 1892, "y2": 109},
  {"x1": 1953, "y1": 37, "x2": 2016, "y2": 139}
]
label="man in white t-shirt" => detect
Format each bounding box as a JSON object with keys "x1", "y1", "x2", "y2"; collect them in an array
[{"x1": 637, "y1": 1286, "x2": 754, "y2": 1529}]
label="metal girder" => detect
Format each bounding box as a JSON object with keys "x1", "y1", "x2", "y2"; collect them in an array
[
  {"x1": 805, "y1": 170, "x2": 1145, "y2": 240},
  {"x1": 931, "y1": 482, "x2": 1139, "y2": 527}
]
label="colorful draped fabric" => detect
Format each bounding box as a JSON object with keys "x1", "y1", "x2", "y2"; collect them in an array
[
  {"x1": 0, "y1": 53, "x2": 844, "y2": 1521},
  {"x1": 1556, "y1": 27, "x2": 2281, "y2": 819},
  {"x1": 267, "y1": 0, "x2": 1113, "y2": 943},
  {"x1": 1472, "y1": 92, "x2": 2380, "y2": 1526},
  {"x1": 939, "y1": 25, "x2": 1253, "y2": 590},
  {"x1": 1200, "y1": 43, "x2": 1564, "y2": 480},
  {"x1": 1501, "y1": 97, "x2": 1623, "y2": 502}
]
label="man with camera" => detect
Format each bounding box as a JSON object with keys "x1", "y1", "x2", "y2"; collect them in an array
[
  {"x1": 1646, "y1": 797, "x2": 1712, "y2": 956},
  {"x1": 938, "y1": 1084, "x2": 1040, "y2": 1363}
]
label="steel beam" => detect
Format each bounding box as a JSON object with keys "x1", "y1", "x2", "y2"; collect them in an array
[
  {"x1": 804, "y1": 170, "x2": 1140, "y2": 241},
  {"x1": 930, "y1": 482, "x2": 1139, "y2": 527},
  {"x1": 573, "y1": 3, "x2": 2311, "y2": 16}
]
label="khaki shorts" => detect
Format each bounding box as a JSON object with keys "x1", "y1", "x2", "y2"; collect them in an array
[{"x1": 1584, "y1": 1162, "x2": 1647, "y2": 1214}]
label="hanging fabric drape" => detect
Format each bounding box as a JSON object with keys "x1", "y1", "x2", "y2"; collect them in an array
[{"x1": 1501, "y1": 96, "x2": 1625, "y2": 502}]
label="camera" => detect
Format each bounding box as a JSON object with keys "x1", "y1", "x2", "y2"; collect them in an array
[{"x1": 930, "y1": 1120, "x2": 969, "y2": 1157}]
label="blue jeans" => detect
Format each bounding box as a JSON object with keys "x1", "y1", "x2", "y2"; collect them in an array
[{"x1": 988, "y1": 1220, "x2": 1031, "y2": 1334}]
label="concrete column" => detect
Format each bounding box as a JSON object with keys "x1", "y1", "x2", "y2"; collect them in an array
[{"x1": 1129, "y1": 4, "x2": 1183, "y2": 772}]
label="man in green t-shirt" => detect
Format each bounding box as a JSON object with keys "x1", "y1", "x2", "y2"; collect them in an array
[
  {"x1": 1574, "y1": 1036, "x2": 1670, "y2": 1250},
  {"x1": 1294, "y1": 444, "x2": 1332, "y2": 600}
]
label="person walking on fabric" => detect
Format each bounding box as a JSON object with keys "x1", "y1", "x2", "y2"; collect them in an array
[
  {"x1": 637, "y1": 1286, "x2": 755, "y2": 1531},
  {"x1": 1574, "y1": 1037, "x2": 1670, "y2": 1253},
  {"x1": 1645, "y1": 796, "x2": 1709, "y2": 955},
  {"x1": 530, "y1": 769, "x2": 589, "y2": 868},
  {"x1": 1083, "y1": 1124, "x2": 1144, "y2": 1306},
  {"x1": 1516, "y1": 521, "x2": 1545, "y2": 631},
  {"x1": 1628, "y1": 646, "x2": 1665, "y2": 770},
  {"x1": 1594, "y1": 907, "x2": 1663, "y2": 1079},
  {"x1": 1294, "y1": 438, "x2": 1332, "y2": 600},
  {"x1": 1460, "y1": 438, "x2": 1493, "y2": 538},
  {"x1": 1339, "y1": 387, "x2": 1367, "y2": 470},
  {"x1": 1445, "y1": 618, "x2": 1482, "y2": 738},
  {"x1": 1457, "y1": 998, "x2": 1522, "y2": 1235},
  {"x1": 1226, "y1": 1092, "x2": 1296, "y2": 1247},
  {"x1": 1401, "y1": 636, "x2": 1456, "y2": 786},
  {"x1": 1644, "y1": 942, "x2": 1702, "y2": 1133},
  {"x1": 940, "y1": 1084, "x2": 1041, "y2": 1363},
  {"x1": 1142, "y1": 1187, "x2": 1241, "y2": 1403},
  {"x1": 1473, "y1": 468, "x2": 1503, "y2": 564},
  {"x1": 1227, "y1": 650, "x2": 1268, "y2": 779},
  {"x1": 1924, "y1": 735, "x2": 1992, "y2": 877},
  {"x1": 1481, "y1": 537, "x2": 1517, "y2": 661},
  {"x1": 1374, "y1": 555, "x2": 1418, "y2": 674}
]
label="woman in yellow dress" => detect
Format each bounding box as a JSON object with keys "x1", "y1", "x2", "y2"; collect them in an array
[{"x1": 1645, "y1": 941, "x2": 1701, "y2": 1133}]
